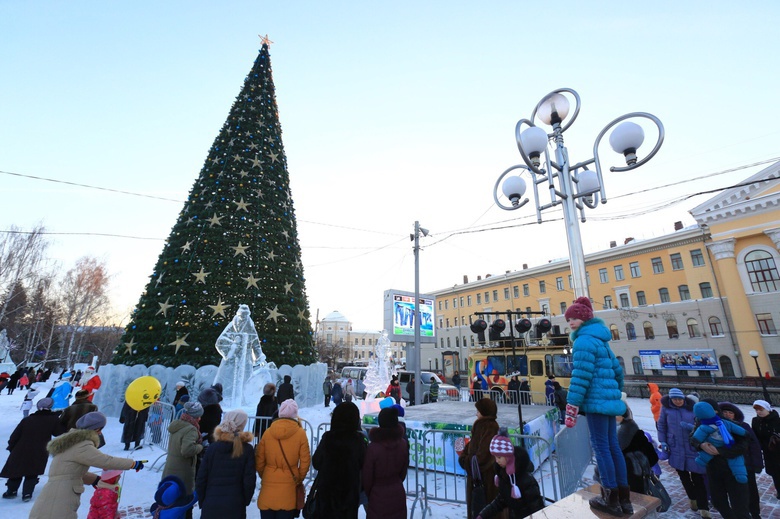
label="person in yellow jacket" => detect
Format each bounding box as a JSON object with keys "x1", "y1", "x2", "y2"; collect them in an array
[{"x1": 255, "y1": 399, "x2": 311, "y2": 517}]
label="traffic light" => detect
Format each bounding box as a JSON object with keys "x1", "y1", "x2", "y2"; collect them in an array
[
  {"x1": 515, "y1": 318, "x2": 532, "y2": 334},
  {"x1": 489, "y1": 319, "x2": 506, "y2": 342},
  {"x1": 536, "y1": 318, "x2": 552, "y2": 338},
  {"x1": 470, "y1": 319, "x2": 487, "y2": 345}
]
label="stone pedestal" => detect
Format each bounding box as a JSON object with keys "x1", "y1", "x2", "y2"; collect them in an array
[{"x1": 527, "y1": 484, "x2": 661, "y2": 518}]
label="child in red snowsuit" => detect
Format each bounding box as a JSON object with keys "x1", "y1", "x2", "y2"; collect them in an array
[{"x1": 87, "y1": 470, "x2": 122, "y2": 519}]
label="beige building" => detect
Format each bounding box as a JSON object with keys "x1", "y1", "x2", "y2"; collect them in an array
[
  {"x1": 430, "y1": 162, "x2": 780, "y2": 379},
  {"x1": 316, "y1": 310, "x2": 405, "y2": 368}
]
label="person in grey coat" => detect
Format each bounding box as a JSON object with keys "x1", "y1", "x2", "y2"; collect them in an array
[{"x1": 163, "y1": 402, "x2": 205, "y2": 495}]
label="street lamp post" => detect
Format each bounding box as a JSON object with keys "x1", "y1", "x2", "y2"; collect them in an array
[
  {"x1": 749, "y1": 350, "x2": 772, "y2": 404},
  {"x1": 493, "y1": 88, "x2": 664, "y2": 300},
  {"x1": 412, "y1": 221, "x2": 429, "y2": 406}
]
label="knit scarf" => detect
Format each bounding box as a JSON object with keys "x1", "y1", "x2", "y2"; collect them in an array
[
  {"x1": 701, "y1": 415, "x2": 733, "y2": 447},
  {"x1": 180, "y1": 414, "x2": 202, "y2": 443}
]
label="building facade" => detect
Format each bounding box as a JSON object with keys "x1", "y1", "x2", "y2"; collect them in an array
[
  {"x1": 430, "y1": 162, "x2": 780, "y2": 379},
  {"x1": 316, "y1": 310, "x2": 405, "y2": 368}
]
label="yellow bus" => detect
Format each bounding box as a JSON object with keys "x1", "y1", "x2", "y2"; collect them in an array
[{"x1": 467, "y1": 344, "x2": 573, "y2": 401}]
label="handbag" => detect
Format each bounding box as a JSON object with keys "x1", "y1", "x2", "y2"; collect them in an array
[
  {"x1": 643, "y1": 473, "x2": 671, "y2": 513},
  {"x1": 470, "y1": 455, "x2": 487, "y2": 516},
  {"x1": 302, "y1": 476, "x2": 319, "y2": 519},
  {"x1": 769, "y1": 432, "x2": 780, "y2": 453},
  {"x1": 278, "y1": 439, "x2": 306, "y2": 512}
]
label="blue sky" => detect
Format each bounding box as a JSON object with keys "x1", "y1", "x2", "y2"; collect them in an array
[{"x1": 2, "y1": 2, "x2": 779, "y2": 331}]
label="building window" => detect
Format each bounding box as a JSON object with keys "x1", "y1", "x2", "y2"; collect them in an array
[
  {"x1": 445, "y1": 318, "x2": 450, "y2": 328},
  {"x1": 626, "y1": 323, "x2": 637, "y2": 340},
  {"x1": 560, "y1": 302, "x2": 567, "y2": 314},
  {"x1": 686, "y1": 318, "x2": 700, "y2": 338},
  {"x1": 746, "y1": 250, "x2": 780, "y2": 292},
  {"x1": 492, "y1": 290, "x2": 498, "y2": 301},
  {"x1": 467, "y1": 295, "x2": 472, "y2": 306},
  {"x1": 757, "y1": 313, "x2": 777, "y2": 335},
  {"x1": 691, "y1": 249, "x2": 705, "y2": 267},
  {"x1": 447, "y1": 337, "x2": 451, "y2": 348},
  {"x1": 526, "y1": 306, "x2": 532, "y2": 314},
  {"x1": 513, "y1": 286, "x2": 520, "y2": 298},
  {"x1": 670, "y1": 252, "x2": 683, "y2": 270},
  {"x1": 362, "y1": 338, "x2": 366, "y2": 345},
  {"x1": 770, "y1": 354, "x2": 780, "y2": 376},
  {"x1": 629, "y1": 261, "x2": 641, "y2": 278},
  {"x1": 455, "y1": 336, "x2": 459, "y2": 348},
  {"x1": 454, "y1": 317, "x2": 458, "y2": 327},
  {"x1": 604, "y1": 295, "x2": 613, "y2": 309},
  {"x1": 503, "y1": 288, "x2": 509, "y2": 300},
  {"x1": 666, "y1": 319, "x2": 679, "y2": 339},
  {"x1": 614, "y1": 265, "x2": 625, "y2": 281},
  {"x1": 453, "y1": 298, "x2": 457, "y2": 309},
  {"x1": 556, "y1": 277, "x2": 564, "y2": 290},
  {"x1": 643, "y1": 322, "x2": 655, "y2": 340},
  {"x1": 719, "y1": 356, "x2": 735, "y2": 377},
  {"x1": 659, "y1": 287, "x2": 670, "y2": 303},
  {"x1": 523, "y1": 284, "x2": 529, "y2": 296},
  {"x1": 709, "y1": 317, "x2": 723, "y2": 336},
  {"x1": 632, "y1": 356, "x2": 644, "y2": 375},
  {"x1": 539, "y1": 281, "x2": 546, "y2": 294},
  {"x1": 444, "y1": 300, "x2": 449, "y2": 310},
  {"x1": 699, "y1": 282, "x2": 713, "y2": 298},
  {"x1": 460, "y1": 296, "x2": 464, "y2": 307},
  {"x1": 476, "y1": 293, "x2": 482, "y2": 304},
  {"x1": 485, "y1": 292, "x2": 490, "y2": 303},
  {"x1": 599, "y1": 268, "x2": 609, "y2": 283},
  {"x1": 679, "y1": 285, "x2": 691, "y2": 300},
  {"x1": 568, "y1": 275, "x2": 573, "y2": 288},
  {"x1": 541, "y1": 303, "x2": 549, "y2": 314},
  {"x1": 610, "y1": 324, "x2": 620, "y2": 340},
  {"x1": 637, "y1": 291, "x2": 647, "y2": 306},
  {"x1": 619, "y1": 293, "x2": 630, "y2": 308},
  {"x1": 354, "y1": 338, "x2": 358, "y2": 345},
  {"x1": 651, "y1": 257, "x2": 664, "y2": 274},
  {"x1": 617, "y1": 356, "x2": 626, "y2": 373},
  {"x1": 440, "y1": 338, "x2": 444, "y2": 348},
  {"x1": 438, "y1": 301, "x2": 442, "y2": 311}
]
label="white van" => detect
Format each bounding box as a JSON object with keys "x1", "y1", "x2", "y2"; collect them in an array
[{"x1": 339, "y1": 366, "x2": 368, "y2": 399}]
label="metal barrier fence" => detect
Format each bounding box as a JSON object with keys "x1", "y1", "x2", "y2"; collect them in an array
[
  {"x1": 459, "y1": 388, "x2": 551, "y2": 405},
  {"x1": 144, "y1": 401, "x2": 176, "y2": 471},
  {"x1": 553, "y1": 417, "x2": 594, "y2": 498},
  {"x1": 143, "y1": 409, "x2": 591, "y2": 516}
]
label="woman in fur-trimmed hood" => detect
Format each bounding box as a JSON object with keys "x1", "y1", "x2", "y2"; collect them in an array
[
  {"x1": 29, "y1": 412, "x2": 140, "y2": 519},
  {"x1": 195, "y1": 409, "x2": 256, "y2": 519}
]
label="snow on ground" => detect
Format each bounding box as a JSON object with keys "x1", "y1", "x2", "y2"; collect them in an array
[{"x1": 0, "y1": 379, "x2": 770, "y2": 518}]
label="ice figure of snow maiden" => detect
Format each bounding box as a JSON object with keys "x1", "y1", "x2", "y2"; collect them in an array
[{"x1": 213, "y1": 305, "x2": 268, "y2": 406}]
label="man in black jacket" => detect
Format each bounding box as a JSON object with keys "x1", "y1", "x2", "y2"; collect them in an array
[{"x1": 276, "y1": 375, "x2": 294, "y2": 403}]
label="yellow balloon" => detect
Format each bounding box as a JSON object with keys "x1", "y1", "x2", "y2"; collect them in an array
[{"x1": 125, "y1": 376, "x2": 161, "y2": 411}]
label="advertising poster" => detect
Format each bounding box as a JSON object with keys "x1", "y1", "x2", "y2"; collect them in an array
[
  {"x1": 641, "y1": 349, "x2": 719, "y2": 370},
  {"x1": 392, "y1": 294, "x2": 434, "y2": 338}
]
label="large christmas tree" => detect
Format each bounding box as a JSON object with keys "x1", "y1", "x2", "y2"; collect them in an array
[{"x1": 113, "y1": 41, "x2": 316, "y2": 368}]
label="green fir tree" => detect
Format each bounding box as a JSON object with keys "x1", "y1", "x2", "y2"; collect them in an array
[{"x1": 113, "y1": 42, "x2": 315, "y2": 368}]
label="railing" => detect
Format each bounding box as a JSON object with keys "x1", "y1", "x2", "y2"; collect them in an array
[
  {"x1": 460, "y1": 388, "x2": 551, "y2": 405},
  {"x1": 144, "y1": 401, "x2": 176, "y2": 471},
  {"x1": 146, "y1": 410, "x2": 592, "y2": 514}
]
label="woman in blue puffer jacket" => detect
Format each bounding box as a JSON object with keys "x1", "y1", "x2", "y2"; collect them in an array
[
  {"x1": 563, "y1": 297, "x2": 629, "y2": 517},
  {"x1": 657, "y1": 389, "x2": 710, "y2": 517}
]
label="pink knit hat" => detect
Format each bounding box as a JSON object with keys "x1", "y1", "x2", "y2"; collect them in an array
[
  {"x1": 279, "y1": 399, "x2": 298, "y2": 419},
  {"x1": 564, "y1": 296, "x2": 594, "y2": 322}
]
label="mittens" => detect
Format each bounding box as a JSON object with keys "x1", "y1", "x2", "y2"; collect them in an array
[{"x1": 565, "y1": 404, "x2": 579, "y2": 428}]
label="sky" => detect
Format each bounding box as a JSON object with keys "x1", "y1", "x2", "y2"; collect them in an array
[{"x1": 2, "y1": 2, "x2": 780, "y2": 334}]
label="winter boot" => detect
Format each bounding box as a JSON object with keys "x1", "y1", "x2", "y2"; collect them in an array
[
  {"x1": 2, "y1": 491, "x2": 16, "y2": 499},
  {"x1": 618, "y1": 486, "x2": 633, "y2": 515},
  {"x1": 21, "y1": 494, "x2": 31, "y2": 502},
  {"x1": 699, "y1": 511, "x2": 712, "y2": 519},
  {"x1": 689, "y1": 499, "x2": 698, "y2": 511},
  {"x1": 589, "y1": 486, "x2": 623, "y2": 517}
]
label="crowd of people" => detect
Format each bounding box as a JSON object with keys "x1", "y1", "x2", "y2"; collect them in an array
[{"x1": 2, "y1": 351, "x2": 778, "y2": 519}]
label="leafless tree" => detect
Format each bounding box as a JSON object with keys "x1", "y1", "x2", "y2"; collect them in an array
[
  {"x1": 0, "y1": 224, "x2": 50, "y2": 325},
  {"x1": 315, "y1": 337, "x2": 344, "y2": 369},
  {"x1": 57, "y1": 256, "x2": 111, "y2": 368}
]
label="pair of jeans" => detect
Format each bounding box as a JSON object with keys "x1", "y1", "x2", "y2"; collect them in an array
[
  {"x1": 6, "y1": 476, "x2": 37, "y2": 497},
  {"x1": 676, "y1": 470, "x2": 709, "y2": 511},
  {"x1": 586, "y1": 413, "x2": 628, "y2": 489}
]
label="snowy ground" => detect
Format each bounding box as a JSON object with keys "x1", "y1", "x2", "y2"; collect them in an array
[{"x1": 0, "y1": 379, "x2": 775, "y2": 518}]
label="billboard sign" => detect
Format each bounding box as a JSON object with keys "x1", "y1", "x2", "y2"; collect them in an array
[
  {"x1": 383, "y1": 289, "x2": 435, "y2": 343},
  {"x1": 640, "y1": 349, "x2": 719, "y2": 371}
]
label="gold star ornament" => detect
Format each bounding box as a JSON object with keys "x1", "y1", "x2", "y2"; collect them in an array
[
  {"x1": 156, "y1": 297, "x2": 174, "y2": 317},
  {"x1": 259, "y1": 34, "x2": 274, "y2": 46},
  {"x1": 124, "y1": 337, "x2": 137, "y2": 355},
  {"x1": 169, "y1": 333, "x2": 190, "y2": 354},
  {"x1": 266, "y1": 305, "x2": 284, "y2": 323},
  {"x1": 208, "y1": 298, "x2": 231, "y2": 317},
  {"x1": 192, "y1": 267, "x2": 211, "y2": 284}
]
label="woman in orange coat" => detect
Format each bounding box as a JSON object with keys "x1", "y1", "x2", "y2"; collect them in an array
[
  {"x1": 648, "y1": 383, "x2": 662, "y2": 422},
  {"x1": 255, "y1": 399, "x2": 311, "y2": 517}
]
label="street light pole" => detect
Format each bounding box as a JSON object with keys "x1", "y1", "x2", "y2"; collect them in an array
[
  {"x1": 412, "y1": 221, "x2": 428, "y2": 406},
  {"x1": 749, "y1": 350, "x2": 772, "y2": 404},
  {"x1": 494, "y1": 88, "x2": 664, "y2": 300}
]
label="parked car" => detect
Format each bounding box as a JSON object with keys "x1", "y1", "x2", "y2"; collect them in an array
[
  {"x1": 397, "y1": 370, "x2": 458, "y2": 402},
  {"x1": 340, "y1": 366, "x2": 368, "y2": 398}
]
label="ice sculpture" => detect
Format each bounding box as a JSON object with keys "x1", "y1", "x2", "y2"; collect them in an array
[
  {"x1": 213, "y1": 305, "x2": 269, "y2": 406},
  {"x1": 362, "y1": 331, "x2": 396, "y2": 401}
]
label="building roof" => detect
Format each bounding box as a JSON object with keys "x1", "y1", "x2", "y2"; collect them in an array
[{"x1": 321, "y1": 310, "x2": 350, "y2": 323}]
